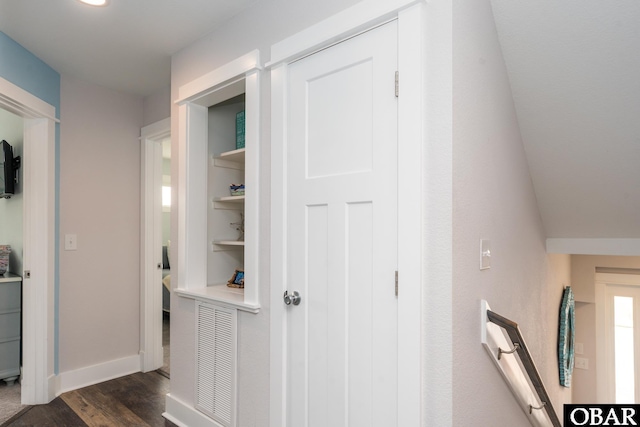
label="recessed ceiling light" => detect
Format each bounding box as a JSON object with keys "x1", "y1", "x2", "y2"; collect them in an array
[{"x1": 78, "y1": 0, "x2": 109, "y2": 6}]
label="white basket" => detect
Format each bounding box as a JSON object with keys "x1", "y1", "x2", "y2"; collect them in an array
[{"x1": 0, "y1": 245, "x2": 11, "y2": 275}]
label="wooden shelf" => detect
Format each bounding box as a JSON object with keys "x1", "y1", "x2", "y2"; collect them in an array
[
  {"x1": 213, "y1": 240, "x2": 245, "y2": 246},
  {"x1": 175, "y1": 284, "x2": 259, "y2": 313},
  {"x1": 214, "y1": 240, "x2": 244, "y2": 246},
  {"x1": 213, "y1": 195, "x2": 244, "y2": 210},
  {"x1": 216, "y1": 148, "x2": 245, "y2": 163},
  {"x1": 214, "y1": 195, "x2": 245, "y2": 202}
]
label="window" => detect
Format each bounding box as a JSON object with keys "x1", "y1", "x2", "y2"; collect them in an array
[{"x1": 162, "y1": 186, "x2": 171, "y2": 208}]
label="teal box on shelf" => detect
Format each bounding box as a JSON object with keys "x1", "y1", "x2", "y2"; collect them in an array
[{"x1": 236, "y1": 110, "x2": 245, "y2": 149}]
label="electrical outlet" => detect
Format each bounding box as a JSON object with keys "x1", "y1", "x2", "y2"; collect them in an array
[{"x1": 575, "y1": 357, "x2": 588, "y2": 370}]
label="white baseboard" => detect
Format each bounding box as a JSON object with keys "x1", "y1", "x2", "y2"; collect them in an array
[
  {"x1": 48, "y1": 374, "x2": 59, "y2": 402},
  {"x1": 57, "y1": 354, "x2": 141, "y2": 394},
  {"x1": 164, "y1": 394, "x2": 222, "y2": 427}
]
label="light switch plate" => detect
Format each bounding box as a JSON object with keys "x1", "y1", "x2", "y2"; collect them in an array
[
  {"x1": 65, "y1": 234, "x2": 77, "y2": 251},
  {"x1": 575, "y1": 342, "x2": 584, "y2": 355},
  {"x1": 480, "y1": 239, "x2": 491, "y2": 270}
]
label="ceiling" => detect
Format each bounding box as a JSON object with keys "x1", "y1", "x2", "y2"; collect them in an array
[
  {"x1": 1, "y1": 0, "x2": 638, "y2": 242},
  {"x1": 491, "y1": 0, "x2": 640, "y2": 240},
  {"x1": 0, "y1": 0, "x2": 256, "y2": 97}
]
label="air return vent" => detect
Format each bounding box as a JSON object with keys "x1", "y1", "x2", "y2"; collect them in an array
[{"x1": 195, "y1": 302, "x2": 237, "y2": 426}]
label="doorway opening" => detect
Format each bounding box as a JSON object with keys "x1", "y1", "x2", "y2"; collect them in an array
[
  {"x1": 160, "y1": 135, "x2": 171, "y2": 377},
  {"x1": 0, "y1": 107, "x2": 26, "y2": 421},
  {"x1": 596, "y1": 272, "x2": 640, "y2": 403},
  {"x1": 0, "y1": 76, "x2": 57, "y2": 405},
  {"x1": 140, "y1": 118, "x2": 171, "y2": 376}
]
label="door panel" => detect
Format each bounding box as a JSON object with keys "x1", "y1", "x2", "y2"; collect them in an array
[
  {"x1": 606, "y1": 283, "x2": 640, "y2": 403},
  {"x1": 285, "y1": 21, "x2": 399, "y2": 427}
]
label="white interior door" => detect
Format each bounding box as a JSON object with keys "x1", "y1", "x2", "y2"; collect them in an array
[
  {"x1": 140, "y1": 118, "x2": 170, "y2": 372},
  {"x1": 285, "y1": 21, "x2": 399, "y2": 427},
  {"x1": 604, "y1": 280, "x2": 640, "y2": 403}
]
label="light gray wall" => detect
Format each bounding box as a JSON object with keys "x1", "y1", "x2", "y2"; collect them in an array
[
  {"x1": 170, "y1": 0, "x2": 360, "y2": 424},
  {"x1": 58, "y1": 74, "x2": 143, "y2": 373},
  {"x1": 0, "y1": 108, "x2": 23, "y2": 275},
  {"x1": 143, "y1": 85, "x2": 170, "y2": 127},
  {"x1": 423, "y1": 0, "x2": 454, "y2": 424},
  {"x1": 452, "y1": 0, "x2": 572, "y2": 424},
  {"x1": 570, "y1": 255, "x2": 640, "y2": 404}
]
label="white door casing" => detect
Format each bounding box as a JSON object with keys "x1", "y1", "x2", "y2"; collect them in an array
[
  {"x1": 284, "y1": 21, "x2": 399, "y2": 426},
  {"x1": 0, "y1": 76, "x2": 57, "y2": 404},
  {"x1": 140, "y1": 117, "x2": 170, "y2": 372}
]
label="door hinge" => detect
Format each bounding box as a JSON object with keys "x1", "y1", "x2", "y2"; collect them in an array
[
  {"x1": 395, "y1": 71, "x2": 399, "y2": 97},
  {"x1": 395, "y1": 270, "x2": 399, "y2": 296}
]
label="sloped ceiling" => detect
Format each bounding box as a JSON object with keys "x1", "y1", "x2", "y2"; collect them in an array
[
  {"x1": 491, "y1": 1, "x2": 640, "y2": 252},
  {"x1": 0, "y1": 0, "x2": 257, "y2": 96},
  {"x1": 2, "y1": 0, "x2": 638, "y2": 252}
]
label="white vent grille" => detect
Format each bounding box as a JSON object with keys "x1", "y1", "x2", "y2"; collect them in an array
[{"x1": 195, "y1": 302, "x2": 237, "y2": 427}]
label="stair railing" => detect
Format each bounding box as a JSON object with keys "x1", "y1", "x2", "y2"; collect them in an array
[{"x1": 481, "y1": 300, "x2": 561, "y2": 427}]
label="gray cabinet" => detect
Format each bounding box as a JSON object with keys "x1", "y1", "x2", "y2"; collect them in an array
[{"x1": 0, "y1": 273, "x2": 21, "y2": 385}]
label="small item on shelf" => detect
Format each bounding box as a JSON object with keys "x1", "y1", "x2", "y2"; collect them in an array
[
  {"x1": 229, "y1": 184, "x2": 245, "y2": 196},
  {"x1": 236, "y1": 110, "x2": 245, "y2": 149},
  {"x1": 230, "y1": 212, "x2": 245, "y2": 241},
  {"x1": 227, "y1": 269, "x2": 245, "y2": 288},
  {"x1": 0, "y1": 244, "x2": 11, "y2": 275}
]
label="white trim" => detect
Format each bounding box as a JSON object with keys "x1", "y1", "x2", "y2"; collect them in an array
[
  {"x1": 57, "y1": 354, "x2": 141, "y2": 394},
  {"x1": 0, "y1": 76, "x2": 57, "y2": 405},
  {"x1": 269, "y1": 62, "x2": 287, "y2": 427},
  {"x1": 0, "y1": 76, "x2": 57, "y2": 122},
  {"x1": 595, "y1": 276, "x2": 607, "y2": 403},
  {"x1": 597, "y1": 273, "x2": 640, "y2": 286},
  {"x1": 397, "y1": 5, "x2": 423, "y2": 424},
  {"x1": 142, "y1": 117, "x2": 171, "y2": 139},
  {"x1": 140, "y1": 118, "x2": 171, "y2": 373},
  {"x1": 177, "y1": 50, "x2": 261, "y2": 105},
  {"x1": 267, "y1": 0, "x2": 420, "y2": 68},
  {"x1": 164, "y1": 394, "x2": 223, "y2": 427},
  {"x1": 175, "y1": 286, "x2": 259, "y2": 313},
  {"x1": 178, "y1": 103, "x2": 208, "y2": 289},
  {"x1": 269, "y1": 4, "x2": 424, "y2": 425},
  {"x1": 546, "y1": 238, "x2": 640, "y2": 256},
  {"x1": 242, "y1": 70, "x2": 260, "y2": 308}
]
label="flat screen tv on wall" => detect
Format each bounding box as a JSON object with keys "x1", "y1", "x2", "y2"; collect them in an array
[{"x1": 0, "y1": 140, "x2": 21, "y2": 199}]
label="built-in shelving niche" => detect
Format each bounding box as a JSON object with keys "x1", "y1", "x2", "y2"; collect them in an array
[{"x1": 175, "y1": 50, "x2": 260, "y2": 314}]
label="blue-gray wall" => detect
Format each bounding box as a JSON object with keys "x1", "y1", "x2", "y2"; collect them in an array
[{"x1": 0, "y1": 31, "x2": 61, "y2": 372}]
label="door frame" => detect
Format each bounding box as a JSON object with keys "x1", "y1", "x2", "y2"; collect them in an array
[
  {"x1": 269, "y1": 1, "x2": 424, "y2": 425},
  {"x1": 140, "y1": 117, "x2": 170, "y2": 372},
  {"x1": 595, "y1": 272, "x2": 640, "y2": 403},
  {"x1": 0, "y1": 76, "x2": 57, "y2": 404}
]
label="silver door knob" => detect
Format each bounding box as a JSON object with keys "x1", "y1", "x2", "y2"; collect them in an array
[{"x1": 283, "y1": 290, "x2": 301, "y2": 306}]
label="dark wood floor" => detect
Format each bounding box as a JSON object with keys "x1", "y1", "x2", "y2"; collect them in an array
[{"x1": 2, "y1": 371, "x2": 177, "y2": 427}]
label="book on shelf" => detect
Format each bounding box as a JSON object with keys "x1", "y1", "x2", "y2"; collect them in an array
[{"x1": 236, "y1": 110, "x2": 245, "y2": 149}]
